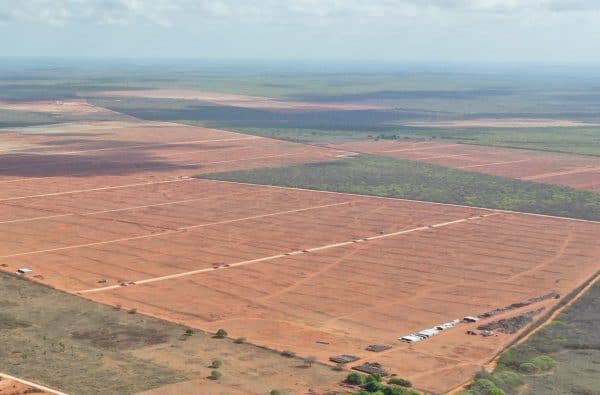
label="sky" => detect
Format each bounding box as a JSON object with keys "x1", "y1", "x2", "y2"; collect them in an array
[{"x1": 0, "y1": 0, "x2": 599, "y2": 64}]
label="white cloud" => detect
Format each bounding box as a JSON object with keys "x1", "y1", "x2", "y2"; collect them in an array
[{"x1": 0, "y1": 0, "x2": 598, "y2": 27}]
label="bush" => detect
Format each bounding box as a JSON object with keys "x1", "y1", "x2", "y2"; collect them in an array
[
  {"x1": 518, "y1": 362, "x2": 538, "y2": 373},
  {"x1": 363, "y1": 380, "x2": 384, "y2": 392},
  {"x1": 280, "y1": 350, "x2": 296, "y2": 358},
  {"x1": 470, "y1": 378, "x2": 505, "y2": 395},
  {"x1": 333, "y1": 362, "x2": 346, "y2": 371},
  {"x1": 184, "y1": 329, "x2": 194, "y2": 336},
  {"x1": 490, "y1": 370, "x2": 523, "y2": 390},
  {"x1": 234, "y1": 337, "x2": 246, "y2": 344},
  {"x1": 127, "y1": 308, "x2": 137, "y2": 314},
  {"x1": 215, "y1": 328, "x2": 228, "y2": 338},
  {"x1": 531, "y1": 355, "x2": 557, "y2": 371},
  {"x1": 210, "y1": 370, "x2": 222, "y2": 380},
  {"x1": 388, "y1": 377, "x2": 412, "y2": 387},
  {"x1": 211, "y1": 358, "x2": 223, "y2": 368},
  {"x1": 366, "y1": 374, "x2": 382, "y2": 383},
  {"x1": 270, "y1": 390, "x2": 283, "y2": 395},
  {"x1": 346, "y1": 372, "x2": 365, "y2": 385}
]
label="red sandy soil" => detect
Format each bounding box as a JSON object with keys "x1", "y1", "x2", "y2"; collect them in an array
[
  {"x1": 330, "y1": 140, "x2": 600, "y2": 191},
  {"x1": 97, "y1": 89, "x2": 384, "y2": 112},
  {"x1": 0, "y1": 120, "x2": 349, "y2": 198},
  {"x1": 0, "y1": 377, "x2": 48, "y2": 395},
  {"x1": 1, "y1": 120, "x2": 598, "y2": 393},
  {"x1": 0, "y1": 99, "x2": 118, "y2": 117},
  {"x1": 0, "y1": 178, "x2": 598, "y2": 393}
]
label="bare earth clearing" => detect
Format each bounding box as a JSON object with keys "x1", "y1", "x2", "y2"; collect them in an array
[
  {"x1": 1, "y1": 112, "x2": 599, "y2": 393},
  {"x1": 331, "y1": 140, "x2": 600, "y2": 191},
  {"x1": 0, "y1": 374, "x2": 53, "y2": 395},
  {"x1": 97, "y1": 89, "x2": 384, "y2": 111}
]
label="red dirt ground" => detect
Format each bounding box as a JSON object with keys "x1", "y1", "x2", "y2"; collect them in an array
[
  {"x1": 330, "y1": 140, "x2": 600, "y2": 191},
  {"x1": 0, "y1": 376, "x2": 50, "y2": 395},
  {"x1": 1, "y1": 120, "x2": 599, "y2": 393}
]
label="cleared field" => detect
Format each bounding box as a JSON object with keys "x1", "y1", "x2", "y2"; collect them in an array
[
  {"x1": 2, "y1": 118, "x2": 599, "y2": 393},
  {"x1": 330, "y1": 140, "x2": 600, "y2": 191},
  {"x1": 0, "y1": 120, "x2": 347, "y2": 198},
  {"x1": 1, "y1": 176, "x2": 598, "y2": 393},
  {"x1": 0, "y1": 100, "x2": 118, "y2": 118}
]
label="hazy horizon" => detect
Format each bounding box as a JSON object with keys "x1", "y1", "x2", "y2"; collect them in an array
[{"x1": 1, "y1": 1, "x2": 599, "y2": 64}]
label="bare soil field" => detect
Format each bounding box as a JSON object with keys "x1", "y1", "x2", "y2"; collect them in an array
[
  {"x1": 1, "y1": 119, "x2": 599, "y2": 393},
  {"x1": 0, "y1": 100, "x2": 118, "y2": 118},
  {"x1": 1, "y1": 176, "x2": 598, "y2": 392},
  {"x1": 400, "y1": 118, "x2": 597, "y2": 128},
  {"x1": 0, "y1": 120, "x2": 347, "y2": 198},
  {"x1": 330, "y1": 140, "x2": 600, "y2": 191},
  {"x1": 97, "y1": 89, "x2": 384, "y2": 111}
]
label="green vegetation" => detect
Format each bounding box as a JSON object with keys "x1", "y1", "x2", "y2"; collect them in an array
[
  {"x1": 210, "y1": 358, "x2": 223, "y2": 368},
  {"x1": 215, "y1": 328, "x2": 228, "y2": 338},
  {"x1": 303, "y1": 356, "x2": 317, "y2": 367},
  {"x1": 388, "y1": 377, "x2": 412, "y2": 387},
  {"x1": 210, "y1": 370, "x2": 222, "y2": 380},
  {"x1": 280, "y1": 350, "x2": 296, "y2": 358},
  {"x1": 462, "y1": 281, "x2": 600, "y2": 394},
  {"x1": 200, "y1": 154, "x2": 600, "y2": 221},
  {"x1": 344, "y1": 373, "x2": 418, "y2": 395}
]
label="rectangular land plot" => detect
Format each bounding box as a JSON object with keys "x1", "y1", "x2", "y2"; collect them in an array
[
  {"x1": 331, "y1": 140, "x2": 600, "y2": 191},
  {"x1": 0, "y1": 181, "x2": 589, "y2": 393},
  {"x1": 0, "y1": 120, "x2": 346, "y2": 199}
]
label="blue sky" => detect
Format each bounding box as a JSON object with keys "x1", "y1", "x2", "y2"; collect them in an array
[{"x1": 1, "y1": 0, "x2": 599, "y2": 64}]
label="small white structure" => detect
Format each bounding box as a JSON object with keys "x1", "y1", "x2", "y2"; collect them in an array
[
  {"x1": 436, "y1": 319, "x2": 460, "y2": 330},
  {"x1": 416, "y1": 328, "x2": 440, "y2": 338},
  {"x1": 400, "y1": 335, "x2": 423, "y2": 343},
  {"x1": 463, "y1": 316, "x2": 480, "y2": 323},
  {"x1": 16, "y1": 268, "x2": 33, "y2": 275}
]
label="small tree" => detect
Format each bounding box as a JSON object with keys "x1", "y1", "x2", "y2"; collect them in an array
[
  {"x1": 210, "y1": 370, "x2": 222, "y2": 380},
  {"x1": 215, "y1": 328, "x2": 228, "y2": 338},
  {"x1": 345, "y1": 372, "x2": 365, "y2": 385},
  {"x1": 388, "y1": 377, "x2": 412, "y2": 387},
  {"x1": 211, "y1": 358, "x2": 223, "y2": 368}
]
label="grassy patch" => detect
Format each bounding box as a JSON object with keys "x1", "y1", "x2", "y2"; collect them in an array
[
  {"x1": 199, "y1": 154, "x2": 600, "y2": 221},
  {"x1": 0, "y1": 272, "x2": 345, "y2": 394}
]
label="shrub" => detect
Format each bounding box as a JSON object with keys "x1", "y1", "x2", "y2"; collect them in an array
[
  {"x1": 388, "y1": 377, "x2": 412, "y2": 387},
  {"x1": 333, "y1": 362, "x2": 346, "y2": 371},
  {"x1": 210, "y1": 370, "x2": 222, "y2": 380},
  {"x1": 127, "y1": 308, "x2": 137, "y2": 314},
  {"x1": 366, "y1": 374, "x2": 382, "y2": 383},
  {"x1": 363, "y1": 380, "x2": 384, "y2": 392},
  {"x1": 234, "y1": 337, "x2": 246, "y2": 344},
  {"x1": 280, "y1": 350, "x2": 296, "y2": 358},
  {"x1": 270, "y1": 391, "x2": 283, "y2": 395},
  {"x1": 184, "y1": 329, "x2": 194, "y2": 336},
  {"x1": 489, "y1": 370, "x2": 523, "y2": 390},
  {"x1": 531, "y1": 355, "x2": 557, "y2": 372},
  {"x1": 518, "y1": 362, "x2": 538, "y2": 373},
  {"x1": 470, "y1": 378, "x2": 505, "y2": 395},
  {"x1": 211, "y1": 358, "x2": 223, "y2": 368},
  {"x1": 346, "y1": 372, "x2": 365, "y2": 385},
  {"x1": 215, "y1": 328, "x2": 228, "y2": 338}
]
